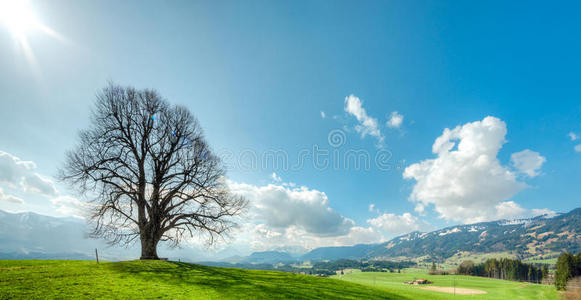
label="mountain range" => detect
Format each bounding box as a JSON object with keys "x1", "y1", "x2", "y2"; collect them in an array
[
  {"x1": 1, "y1": 208, "x2": 579, "y2": 263},
  {"x1": 0, "y1": 210, "x2": 237, "y2": 262},
  {"x1": 234, "y1": 208, "x2": 581, "y2": 264},
  {"x1": 368, "y1": 208, "x2": 581, "y2": 260}
]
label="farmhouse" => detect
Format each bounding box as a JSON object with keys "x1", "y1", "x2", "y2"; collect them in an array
[{"x1": 405, "y1": 279, "x2": 432, "y2": 285}]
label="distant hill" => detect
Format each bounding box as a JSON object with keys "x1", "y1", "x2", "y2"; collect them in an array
[
  {"x1": 369, "y1": 208, "x2": 581, "y2": 260},
  {"x1": 0, "y1": 210, "x2": 105, "y2": 260},
  {"x1": 2, "y1": 208, "x2": 580, "y2": 264},
  {"x1": 227, "y1": 208, "x2": 580, "y2": 265},
  {"x1": 300, "y1": 244, "x2": 377, "y2": 261},
  {"x1": 301, "y1": 208, "x2": 581, "y2": 262},
  {"x1": 0, "y1": 210, "x2": 234, "y2": 262},
  {"x1": 243, "y1": 251, "x2": 295, "y2": 264}
]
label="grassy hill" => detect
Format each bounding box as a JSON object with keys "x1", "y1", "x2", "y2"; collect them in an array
[
  {"x1": 334, "y1": 269, "x2": 558, "y2": 300},
  {"x1": 0, "y1": 260, "x2": 562, "y2": 299},
  {"x1": 300, "y1": 208, "x2": 581, "y2": 263},
  {"x1": 0, "y1": 260, "x2": 401, "y2": 299}
]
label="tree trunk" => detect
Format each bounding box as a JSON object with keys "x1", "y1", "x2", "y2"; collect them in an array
[{"x1": 139, "y1": 225, "x2": 160, "y2": 260}]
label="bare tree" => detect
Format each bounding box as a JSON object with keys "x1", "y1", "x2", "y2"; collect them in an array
[{"x1": 60, "y1": 83, "x2": 247, "y2": 259}]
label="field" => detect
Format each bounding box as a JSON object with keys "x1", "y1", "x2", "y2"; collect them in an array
[
  {"x1": 333, "y1": 269, "x2": 559, "y2": 300},
  {"x1": 523, "y1": 256, "x2": 559, "y2": 265},
  {"x1": 409, "y1": 251, "x2": 559, "y2": 270},
  {"x1": 0, "y1": 260, "x2": 560, "y2": 299},
  {"x1": 0, "y1": 260, "x2": 400, "y2": 299},
  {"x1": 442, "y1": 251, "x2": 516, "y2": 268}
]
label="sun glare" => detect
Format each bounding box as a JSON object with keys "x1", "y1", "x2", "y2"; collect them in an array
[
  {"x1": 0, "y1": 0, "x2": 41, "y2": 36},
  {"x1": 0, "y1": 0, "x2": 69, "y2": 76}
]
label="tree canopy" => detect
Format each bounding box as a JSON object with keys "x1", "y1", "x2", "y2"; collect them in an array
[{"x1": 60, "y1": 83, "x2": 247, "y2": 259}]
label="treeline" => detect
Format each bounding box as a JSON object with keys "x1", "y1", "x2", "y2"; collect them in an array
[
  {"x1": 312, "y1": 259, "x2": 416, "y2": 273},
  {"x1": 456, "y1": 258, "x2": 548, "y2": 283},
  {"x1": 359, "y1": 260, "x2": 416, "y2": 273},
  {"x1": 200, "y1": 259, "x2": 416, "y2": 275},
  {"x1": 555, "y1": 252, "x2": 581, "y2": 290}
]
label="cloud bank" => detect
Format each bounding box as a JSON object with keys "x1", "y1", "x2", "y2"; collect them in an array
[
  {"x1": 0, "y1": 188, "x2": 24, "y2": 204},
  {"x1": 229, "y1": 181, "x2": 354, "y2": 236},
  {"x1": 0, "y1": 151, "x2": 58, "y2": 201},
  {"x1": 0, "y1": 150, "x2": 85, "y2": 217},
  {"x1": 226, "y1": 179, "x2": 389, "y2": 251},
  {"x1": 367, "y1": 212, "x2": 432, "y2": 236}
]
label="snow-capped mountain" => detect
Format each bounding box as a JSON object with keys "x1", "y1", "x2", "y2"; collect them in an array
[{"x1": 300, "y1": 208, "x2": 580, "y2": 261}]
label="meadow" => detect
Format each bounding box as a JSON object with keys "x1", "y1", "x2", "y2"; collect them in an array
[
  {"x1": 0, "y1": 260, "x2": 398, "y2": 299},
  {"x1": 0, "y1": 260, "x2": 560, "y2": 299},
  {"x1": 333, "y1": 269, "x2": 559, "y2": 300}
]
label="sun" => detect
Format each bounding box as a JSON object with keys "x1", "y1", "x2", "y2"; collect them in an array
[
  {"x1": 0, "y1": 0, "x2": 67, "y2": 73},
  {"x1": 0, "y1": 0, "x2": 41, "y2": 37}
]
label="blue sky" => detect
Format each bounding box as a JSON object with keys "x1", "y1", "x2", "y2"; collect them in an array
[{"x1": 1, "y1": 0, "x2": 580, "y2": 253}]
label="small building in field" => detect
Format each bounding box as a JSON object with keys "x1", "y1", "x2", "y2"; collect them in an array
[{"x1": 405, "y1": 279, "x2": 432, "y2": 285}]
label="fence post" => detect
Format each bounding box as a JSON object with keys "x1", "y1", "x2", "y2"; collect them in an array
[
  {"x1": 95, "y1": 248, "x2": 99, "y2": 264},
  {"x1": 453, "y1": 276, "x2": 456, "y2": 297}
]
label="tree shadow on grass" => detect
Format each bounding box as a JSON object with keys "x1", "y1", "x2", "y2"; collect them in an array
[{"x1": 106, "y1": 261, "x2": 409, "y2": 299}]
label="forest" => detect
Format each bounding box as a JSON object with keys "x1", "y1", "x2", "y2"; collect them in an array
[
  {"x1": 555, "y1": 252, "x2": 581, "y2": 290},
  {"x1": 456, "y1": 258, "x2": 548, "y2": 283}
]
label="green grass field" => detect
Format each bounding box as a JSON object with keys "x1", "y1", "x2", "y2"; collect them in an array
[
  {"x1": 333, "y1": 269, "x2": 559, "y2": 300},
  {"x1": 0, "y1": 260, "x2": 400, "y2": 299},
  {"x1": 0, "y1": 260, "x2": 560, "y2": 299}
]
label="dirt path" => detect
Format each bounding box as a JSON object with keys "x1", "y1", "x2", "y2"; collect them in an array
[{"x1": 419, "y1": 286, "x2": 487, "y2": 295}]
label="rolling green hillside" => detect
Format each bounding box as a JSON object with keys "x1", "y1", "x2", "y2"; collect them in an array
[
  {"x1": 0, "y1": 260, "x2": 401, "y2": 299},
  {"x1": 0, "y1": 260, "x2": 560, "y2": 299},
  {"x1": 334, "y1": 269, "x2": 558, "y2": 300}
]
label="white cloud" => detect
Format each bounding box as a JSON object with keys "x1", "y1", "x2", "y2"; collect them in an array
[
  {"x1": 531, "y1": 208, "x2": 557, "y2": 218},
  {"x1": 0, "y1": 150, "x2": 36, "y2": 185},
  {"x1": 228, "y1": 181, "x2": 353, "y2": 236},
  {"x1": 225, "y1": 177, "x2": 388, "y2": 252},
  {"x1": 329, "y1": 226, "x2": 384, "y2": 246},
  {"x1": 0, "y1": 188, "x2": 24, "y2": 204},
  {"x1": 51, "y1": 196, "x2": 88, "y2": 218},
  {"x1": 511, "y1": 149, "x2": 546, "y2": 177},
  {"x1": 403, "y1": 116, "x2": 541, "y2": 223},
  {"x1": 0, "y1": 150, "x2": 87, "y2": 219},
  {"x1": 22, "y1": 174, "x2": 58, "y2": 196},
  {"x1": 569, "y1": 133, "x2": 581, "y2": 152},
  {"x1": 320, "y1": 111, "x2": 326, "y2": 119},
  {"x1": 0, "y1": 150, "x2": 58, "y2": 197},
  {"x1": 495, "y1": 201, "x2": 555, "y2": 220},
  {"x1": 494, "y1": 201, "x2": 527, "y2": 220},
  {"x1": 241, "y1": 223, "x2": 384, "y2": 252},
  {"x1": 414, "y1": 203, "x2": 425, "y2": 214},
  {"x1": 344, "y1": 94, "x2": 383, "y2": 144},
  {"x1": 270, "y1": 172, "x2": 282, "y2": 182},
  {"x1": 386, "y1": 111, "x2": 404, "y2": 128},
  {"x1": 368, "y1": 203, "x2": 375, "y2": 212},
  {"x1": 367, "y1": 212, "x2": 431, "y2": 236},
  {"x1": 252, "y1": 223, "x2": 284, "y2": 239}
]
